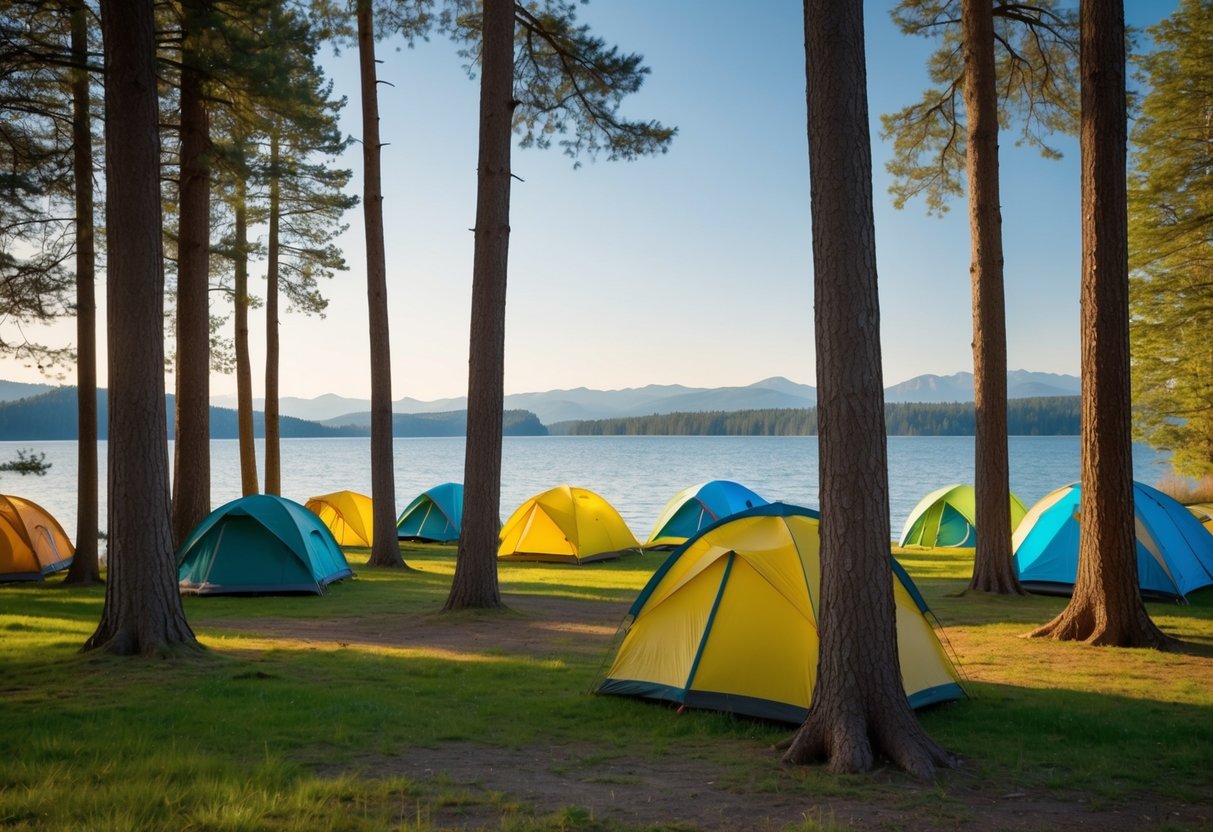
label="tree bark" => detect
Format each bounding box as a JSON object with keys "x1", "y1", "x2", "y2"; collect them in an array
[
  {"x1": 85, "y1": 0, "x2": 197, "y2": 655},
  {"x1": 64, "y1": 0, "x2": 99, "y2": 585},
  {"x1": 233, "y1": 173, "x2": 259, "y2": 497},
  {"x1": 444, "y1": 0, "x2": 514, "y2": 611},
  {"x1": 962, "y1": 0, "x2": 1021, "y2": 595},
  {"x1": 264, "y1": 129, "x2": 281, "y2": 496},
  {"x1": 357, "y1": 0, "x2": 405, "y2": 568},
  {"x1": 782, "y1": 0, "x2": 953, "y2": 779},
  {"x1": 171, "y1": 0, "x2": 212, "y2": 547},
  {"x1": 1030, "y1": 0, "x2": 1173, "y2": 648}
]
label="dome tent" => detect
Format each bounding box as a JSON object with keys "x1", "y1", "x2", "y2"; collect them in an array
[
  {"x1": 397, "y1": 482, "x2": 463, "y2": 542},
  {"x1": 899, "y1": 484, "x2": 1027, "y2": 549},
  {"x1": 645, "y1": 480, "x2": 767, "y2": 548},
  {"x1": 600, "y1": 503, "x2": 963, "y2": 722},
  {"x1": 1013, "y1": 481, "x2": 1213, "y2": 601},
  {"x1": 498, "y1": 485, "x2": 639, "y2": 564},
  {"x1": 178, "y1": 494, "x2": 355, "y2": 595},
  {"x1": 0, "y1": 494, "x2": 73, "y2": 581},
  {"x1": 305, "y1": 490, "x2": 374, "y2": 547}
]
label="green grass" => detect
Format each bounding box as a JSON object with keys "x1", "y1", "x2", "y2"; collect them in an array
[{"x1": 2, "y1": 544, "x2": 1212, "y2": 830}]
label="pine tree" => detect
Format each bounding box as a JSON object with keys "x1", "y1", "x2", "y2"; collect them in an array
[{"x1": 1128, "y1": 0, "x2": 1213, "y2": 480}]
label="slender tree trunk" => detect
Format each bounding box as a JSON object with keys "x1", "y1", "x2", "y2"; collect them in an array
[
  {"x1": 233, "y1": 174, "x2": 258, "y2": 496},
  {"x1": 85, "y1": 0, "x2": 197, "y2": 655},
  {"x1": 443, "y1": 0, "x2": 513, "y2": 611},
  {"x1": 963, "y1": 0, "x2": 1021, "y2": 595},
  {"x1": 357, "y1": 0, "x2": 404, "y2": 568},
  {"x1": 264, "y1": 129, "x2": 281, "y2": 496},
  {"x1": 1031, "y1": 0, "x2": 1173, "y2": 648},
  {"x1": 171, "y1": 0, "x2": 212, "y2": 547},
  {"x1": 782, "y1": 0, "x2": 952, "y2": 779},
  {"x1": 64, "y1": 0, "x2": 99, "y2": 585}
]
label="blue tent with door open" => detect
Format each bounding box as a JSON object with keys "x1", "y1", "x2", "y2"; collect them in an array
[
  {"x1": 178, "y1": 494, "x2": 355, "y2": 595},
  {"x1": 1013, "y1": 480, "x2": 1213, "y2": 601},
  {"x1": 397, "y1": 482, "x2": 464, "y2": 542}
]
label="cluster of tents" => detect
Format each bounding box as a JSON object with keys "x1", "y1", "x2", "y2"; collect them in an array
[{"x1": 899, "y1": 481, "x2": 1213, "y2": 602}]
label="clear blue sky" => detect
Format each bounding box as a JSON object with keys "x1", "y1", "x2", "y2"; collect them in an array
[{"x1": 9, "y1": 1, "x2": 1177, "y2": 402}]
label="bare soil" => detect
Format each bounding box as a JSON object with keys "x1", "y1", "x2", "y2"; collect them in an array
[{"x1": 217, "y1": 594, "x2": 1211, "y2": 831}]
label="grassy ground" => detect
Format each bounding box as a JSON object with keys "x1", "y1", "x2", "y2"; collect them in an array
[{"x1": 1, "y1": 545, "x2": 1211, "y2": 831}]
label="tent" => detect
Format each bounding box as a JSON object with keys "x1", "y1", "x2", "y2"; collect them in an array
[
  {"x1": 0, "y1": 495, "x2": 73, "y2": 581},
  {"x1": 397, "y1": 482, "x2": 463, "y2": 542},
  {"x1": 498, "y1": 485, "x2": 639, "y2": 563},
  {"x1": 899, "y1": 484, "x2": 1027, "y2": 549},
  {"x1": 599, "y1": 503, "x2": 963, "y2": 722},
  {"x1": 304, "y1": 490, "x2": 374, "y2": 547},
  {"x1": 645, "y1": 480, "x2": 767, "y2": 548},
  {"x1": 178, "y1": 494, "x2": 355, "y2": 595},
  {"x1": 1013, "y1": 481, "x2": 1213, "y2": 601},
  {"x1": 1188, "y1": 503, "x2": 1213, "y2": 535}
]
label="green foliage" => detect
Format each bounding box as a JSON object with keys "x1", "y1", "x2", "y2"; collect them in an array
[
  {"x1": 1128, "y1": 0, "x2": 1213, "y2": 479},
  {"x1": 880, "y1": 0, "x2": 1078, "y2": 214},
  {"x1": 0, "y1": 448, "x2": 50, "y2": 476},
  {"x1": 553, "y1": 397, "x2": 1080, "y2": 437},
  {"x1": 448, "y1": 0, "x2": 676, "y2": 165}
]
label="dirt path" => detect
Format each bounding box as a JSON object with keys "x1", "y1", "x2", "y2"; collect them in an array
[{"x1": 215, "y1": 594, "x2": 1210, "y2": 831}]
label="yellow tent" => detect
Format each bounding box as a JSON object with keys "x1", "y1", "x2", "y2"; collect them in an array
[
  {"x1": 599, "y1": 503, "x2": 963, "y2": 722},
  {"x1": 304, "y1": 490, "x2": 374, "y2": 547},
  {"x1": 498, "y1": 485, "x2": 639, "y2": 563},
  {"x1": 1188, "y1": 503, "x2": 1213, "y2": 535},
  {"x1": 0, "y1": 494, "x2": 74, "y2": 581}
]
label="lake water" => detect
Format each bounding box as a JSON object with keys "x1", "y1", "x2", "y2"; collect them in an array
[{"x1": 0, "y1": 435, "x2": 1172, "y2": 543}]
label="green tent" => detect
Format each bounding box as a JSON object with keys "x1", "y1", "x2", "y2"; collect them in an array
[
  {"x1": 178, "y1": 494, "x2": 354, "y2": 595},
  {"x1": 899, "y1": 484, "x2": 1027, "y2": 549}
]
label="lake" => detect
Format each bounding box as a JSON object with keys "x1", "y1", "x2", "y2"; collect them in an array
[{"x1": 0, "y1": 435, "x2": 1172, "y2": 543}]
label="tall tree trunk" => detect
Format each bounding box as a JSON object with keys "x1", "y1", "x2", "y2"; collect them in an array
[
  {"x1": 357, "y1": 0, "x2": 404, "y2": 567},
  {"x1": 963, "y1": 0, "x2": 1020, "y2": 595},
  {"x1": 782, "y1": 0, "x2": 952, "y2": 779},
  {"x1": 233, "y1": 174, "x2": 258, "y2": 496},
  {"x1": 85, "y1": 0, "x2": 197, "y2": 655},
  {"x1": 443, "y1": 0, "x2": 513, "y2": 611},
  {"x1": 64, "y1": 0, "x2": 99, "y2": 585},
  {"x1": 264, "y1": 129, "x2": 281, "y2": 496},
  {"x1": 171, "y1": 0, "x2": 212, "y2": 547},
  {"x1": 1031, "y1": 0, "x2": 1172, "y2": 648}
]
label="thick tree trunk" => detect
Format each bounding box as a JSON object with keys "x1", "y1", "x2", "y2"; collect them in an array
[
  {"x1": 85, "y1": 0, "x2": 197, "y2": 655},
  {"x1": 264, "y1": 131, "x2": 281, "y2": 496},
  {"x1": 1031, "y1": 0, "x2": 1172, "y2": 648},
  {"x1": 963, "y1": 0, "x2": 1021, "y2": 595},
  {"x1": 782, "y1": 0, "x2": 953, "y2": 779},
  {"x1": 64, "y1": 0, "x2": 99, "y2": 585},
  {"x1": 357, "y1": 1, "x2": 405, "y2": 568},
  {"x1": 444, "y1": 0, "x2": 514, "y2": 611},
  {"x1": 171, "y1": 0, "x2": 212, "y2": 547},
  {"x1": 233, "y1": 175, "x2": 258, "y2": 497}
]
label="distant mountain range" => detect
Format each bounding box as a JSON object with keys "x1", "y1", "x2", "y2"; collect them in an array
[{"x1": 212, "y1": 370, "x2": 1080, "y2": 425}]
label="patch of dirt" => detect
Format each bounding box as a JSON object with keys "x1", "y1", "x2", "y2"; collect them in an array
[{"x1": 214, "y1": 594, "x2": 1211, "y2": 831}]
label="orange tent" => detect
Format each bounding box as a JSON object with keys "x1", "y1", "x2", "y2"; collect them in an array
[{"x1": 0, "y1": 495, "x2": 74, "y2": 581}]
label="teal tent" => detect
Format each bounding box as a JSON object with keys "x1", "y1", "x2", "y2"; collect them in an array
[
  {"x1": 1013, "y1": 481, "x2": 1213, "y2": 601},
  {"x1": 645, "y1": 480, "x2": 767, "y2": 548},
  {"x1": 178, "y1": 494, "x2": 355, "y2": 595},
  {"x1": 397, "y1": 482, "x2": 463, "y2": 542}
]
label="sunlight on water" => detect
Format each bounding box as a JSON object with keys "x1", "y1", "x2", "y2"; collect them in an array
[{"x1": 0, "y1": 435, "x2": 1170, "y2": 542}]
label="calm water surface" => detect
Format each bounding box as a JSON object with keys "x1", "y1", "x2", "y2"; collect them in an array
[{"x1": 0, "y1": 435, "x2": 1170, "y2": 542}]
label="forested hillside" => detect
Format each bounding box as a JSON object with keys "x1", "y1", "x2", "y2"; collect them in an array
[{"x1": 550, "y1": 396, "x2": 1080, "y2": 436}]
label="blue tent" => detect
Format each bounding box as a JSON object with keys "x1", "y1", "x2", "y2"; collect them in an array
[
  {"x1": 1013, "y1": 481, "x2": 1213, "y2": 601},
  {"x1": 645, "y1": 480, "x2": 768, "y2": 548},
  {"x1": 178, "y1": 494, "x2": 355, "y2": 595},
  {"x1": 396, "y1": 482, "x2": 464, "y2": 542}
]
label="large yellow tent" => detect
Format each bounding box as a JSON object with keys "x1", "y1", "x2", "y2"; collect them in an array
[
  {"x1": 498, "y1": 485, "x2": 639, "y2": 563},
  {"x1": 599, "y1": 503, "x2": 963, "y2": 722},
  {"x1": 304, "y1": 490, "x2": 374, "y2": 547},
  {"x1": 0, "y1": 494, "x2": 74, "y2": 581}
]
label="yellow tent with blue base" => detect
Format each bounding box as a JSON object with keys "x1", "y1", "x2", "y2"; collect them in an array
[{"x1": 599, "y1": 503, "x2": 963, "y2": 722}]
